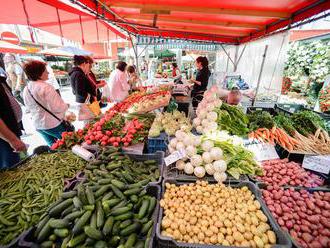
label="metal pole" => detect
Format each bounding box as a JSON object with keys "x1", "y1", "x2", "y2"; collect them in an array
[
  {"x1": 128, "y1": 33, "x2": 139, "y2": 74},
  {"x1": 252, "y1": 45, "x2": 269, "y2": 106}
]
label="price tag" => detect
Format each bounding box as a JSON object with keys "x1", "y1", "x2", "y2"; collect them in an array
[
  {"x1": 164, "y1": 149, "x2": 186, "y2": 166},
  {"x1": 245, "y1": 143, "x2": 279, "y2": 161},
  {"x1": 303, "y1": 155, "x2": 330, "y2": 174}
]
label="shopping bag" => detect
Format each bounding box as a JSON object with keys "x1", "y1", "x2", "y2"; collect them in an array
[
  {"x1": 87, "y1": 101, "x2": 101, "y2": 116},
  {"x1": 78, "y1": 103, "x2": 95, "y2": 121}
]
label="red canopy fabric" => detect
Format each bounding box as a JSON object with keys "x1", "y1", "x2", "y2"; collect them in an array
[
  {"x1": 76, "y1": 0, "x2": 330, "y2": 44},
  {"x1": 0, "y1": 0, "x2": 127, "y2": 44}
]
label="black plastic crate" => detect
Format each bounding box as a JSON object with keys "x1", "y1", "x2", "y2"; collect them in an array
[
  {"x1": 163, "y1": 162, "x2": 249, "y2": 182},
  {"x1": 275, "y1": 104, "x2": 304, "y2": 114},
  {"x1": 256, "y1": 183, "x2": 330, "y2": 248},
  {"x1": 147, "y1": 132, "x2": 169, "y2": 153},
  {"x1": 11, "y1": 185, "x2": 160, "y2": 248},
  {"x1": 156, "y1": 179, "x2": 292, "y2": 248}
]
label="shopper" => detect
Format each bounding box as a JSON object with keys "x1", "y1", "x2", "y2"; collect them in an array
[
  {"x1": 69, "y1": 55, "x2": 95, "y2": 104},
  {"x1": 0, "y1": 73, "x2": 26, "y2": 169},
  {"x1": 127, "y1": 65, "x2": 140, "y2": 91},
  {"x1": 171, "y1": 63, "x2": 182, "y2": 82},
  {"x1": 189, "y1": 56, "x2": 211, "y2": 107},
  {"x1": 22, "y1": 60, "x2": 70, "y2": 146},
  {"x1": 104, "y1": 61, "x2": 130, "y2": 103},
  {"x1": 4, "y1": 53, "x2": 26, "y2": 105}
]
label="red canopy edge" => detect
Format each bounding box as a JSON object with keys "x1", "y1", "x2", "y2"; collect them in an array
[
  {"x1": 240, "y1": 0, "x2": 330, "y2": 43},
  {"x1": 74, "y1": 0, "x2": 329, "y2": 44}
]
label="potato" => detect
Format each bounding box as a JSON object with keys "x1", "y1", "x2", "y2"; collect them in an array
[
  {"x1": 243, "y1": 231, "x2": 253, "y2": 240},
  {"x1": 233, "y1": 231, "x2": 244, "y2": 242},
  {"x1": 217, "y1": 233, "x2": 225, "y2": 243},
  {"x1": 267, "y1": 230, "x2": 276, "y2": 244},
  {"x1": 254, "y1": 235, "x2": 264, "y2": 248}
]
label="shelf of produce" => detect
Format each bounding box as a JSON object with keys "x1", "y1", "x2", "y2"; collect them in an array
[
  {"x1": 256, "y1": 183, "x2": 330, "y2": 248},
  {"x1": 11, "y1": 185, "x2": 161, "y2": 248},
  {"x1": 156, "y1": 179, "x2": 291, "y2": 248}
]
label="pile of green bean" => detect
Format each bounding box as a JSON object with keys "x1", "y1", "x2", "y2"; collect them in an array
[{"x1": 0, "y1": 151, "x2": 86, "y2": 245}]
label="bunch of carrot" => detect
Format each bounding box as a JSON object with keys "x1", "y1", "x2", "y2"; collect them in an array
[{"x1": 248, "y1": 126, "x2": 299, "y2": 152}]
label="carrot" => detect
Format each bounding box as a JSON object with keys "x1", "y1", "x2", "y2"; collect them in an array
[{"x1": 271, "y1": 126, "x2": 276, "y2": 135}]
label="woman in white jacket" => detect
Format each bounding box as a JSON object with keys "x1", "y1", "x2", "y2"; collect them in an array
[
  {"x1": 22, "y1": 60, "x2": 70, "y2": 146},
  {"x1": 104, "y1": 61, "x2": 130, "y2": 102}
]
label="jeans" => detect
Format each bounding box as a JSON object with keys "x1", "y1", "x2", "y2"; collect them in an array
[
  {"x1": 37, "y1": 122, "x2": 67, "y2": 146},
  {"x1": 0, "y1": 138, "x2": 20, "y2": 169}
]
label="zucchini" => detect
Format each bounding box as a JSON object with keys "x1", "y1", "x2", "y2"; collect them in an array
[
  {"x1": 84, "y1": 226, "x2": 103, "y2": 240},
  {"x1": 49, "y1": 198, "x2": 73, "y2": 217},
  {"x1": 102, "y1": 216, "x2": 114, "y2": 236},
  {"x1": 72, "y1": 211, "x2": 92, "y2": 235}
]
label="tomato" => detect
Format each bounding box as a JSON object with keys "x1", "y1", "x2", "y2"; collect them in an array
[
  {"x1": 106, "y1": 130, "x2": 112, "y2": 136},
  {"x1": 86, "y1": 140, "x2": 92, "y2": 145},
  {"x1": 89, "y1": 135, "x2": 95, "y2": 141},
  {"x1": 116, "y1": 137, "x2": 121, "y2": 142},
  {"x1": 109, "y1": 137, "x2": 116, "y2": 143},
  {"x1": 102, "y1": 136, "x2": 108, "y2": 142},
  {"x1": 113, "y1": 142, "x2": 119, "y2": 147},
  {"x1": 124, "y1": 142, "x2": 129, "y2": 147},
  {"x1": 96, "y1": 126, "x2": 102, "y2": 131}
]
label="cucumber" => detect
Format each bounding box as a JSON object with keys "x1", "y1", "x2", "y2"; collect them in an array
[
  {"x1": 123, "y1": 187, "x2": 142, "y2": 196},
  {"x1": 120, "y1": 222, "x2": 141, "y2": 236},
  {"x1": 119, "y1": 219, "x2": 132, "y2": 229},
  {"x1": 84, "y1": 237, "x2": 95, "y2": 246},
  {"x1": 94, "y1": 240, "x2": 107, "y2": 248},
  {"x1": 37, "y1": 218, "x2": 53, "y2": 242},
  {"x1": 77, "y1": 184, "x2": 88, "y2": 205},
  {"x1": 108, "y1": 236, "x2": 120, "y2": 246},
  {"x1": 95, "y1": 185, "x2": 110, "y2": 198},
  {"x1": 111, "y1": 179, "x2": 126, "y2": 190},
  {"x1": 112, "y1": 221, "x2": 121, "y2": 235},
  {"x1": 49, "y1": 198, "x2": 73, "y2": 217},
  {"x1": 104, "y1": 198, "x2": 121, "y2": 208},
  {"x1": 64, "y1": 210, "x2": 84, "y2": 221},
  {"x1": 144, "y1": 159, "x2": 156, "y2": 165},
  {"x1": 73, "y1": 196, "x2": 83, "y2": 209},
  {"x1": 109, "y1": 206, "x2": 131, "y2": 216},
  {"x1": 96, "y1": 202, "x2": 104, "y2": 228},
  {"x1": 41, "y1": 241, "x2": 53, "y2": 248},
  {"x1": 49, "y1": 219, "x2": 69, "y2": 228},
  {"x1": 68, "y1": 233, "x2": 86, "y2": 247},
  {"x1": 90, "y1": 212, "x2": 97, "y2": 228},
  {"x1": 138, "y1": 199, "x2": 149, "y2": 219},
  {"x1": 72, "y1": 211, "x2": 92, "y2": 235},
  {"x1": 98, "y1": 178, "x2": 112, "y2": 185},
  {"x1": 106, "y1": 162, "x2": 121, "y2": 171},
  {"x1": 85, "y1": 186, "x2": 95, "y2": 205},
  {"x1": 84, "y1": 226, "x2": 103, "y2": 240},
  {"x1": 110, "y1": 184, "x2": 125, "y2": 199},
  {"x1": 139, "y1": 189, "x2": 147, "y2": 197},
  {"x1": 49, "y1": 234, "x2": 57, "y2": 241},
  {"x1": 122, "y1": 172, "x2": 134, "y2": 183},
  {"x1": 141, "y1": 220, "x2": 153, "y2": 235},
  {"x1": 125, "y1": 233, "x2": 137, "y2": 248},
  {"x1": 83, "y1": 205, "x2": 95, "y2": 211},
  {"x1": 129, "y1": 195, "x2": 138, "y2": 203},
  {"x1": 61, "y1": 236, "x2": 70, "y2": 248},
  {"x1": 35, "y1": 216, "x2": 49, "y2": 238},
  {"x1": 112, "y1": 200, "x2": 127, "y2": 210},
  {"x1": 101, "y1": 192, "x2": 113, "y2": 202},
  {"x1": 61, "y1": 190, "x2": 77, "y2": 199},
  {"x1": 135, "y1": 240, "x2": 144, "y2": 248},
  {"x1": 54, "y1": 228, "x2": 69, "y2": 238},
  {"x1": 114, "y1": 212, "x2": 133, "y2": 221},
  {"x1": 117, "y1": 245, "x2": 125, "y2": 248},
  {"x1": 61, "y1": 205, "x2": 74, "y2": 217},
  {"x1": 102, "y1": 216, "x2": 114, "y2": 236},
  {"x1": 147, "y1": 197, "x2": 156, "y2": 216}
]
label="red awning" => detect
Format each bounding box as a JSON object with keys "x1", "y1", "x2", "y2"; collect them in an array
[
  {"x1": 0, "y1": 0, "x2": 127, "y2": 44},
  {"x1": 0, "y1": 40, "x2": 27, "y2": 54},
  {"x1": 75, "y1": 0, "x2": 330, "y2": 44}
]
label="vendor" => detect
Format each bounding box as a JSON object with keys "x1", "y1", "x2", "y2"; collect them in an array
[
  {"x1": 127, "y1": 65, "x2": 140, "y2": 91},
  {"x1": 171, "y1": 63, "x2": 182, "y2": 83},
  {"x1": 227, "y1": 88, "x2": 243, "y2": 105},
  {"x1": 104, "y1": 61, "x2": 130, "y2": 103},
  {"x1": 189, "y1": 56, "x2": 211, "y2": 107}
]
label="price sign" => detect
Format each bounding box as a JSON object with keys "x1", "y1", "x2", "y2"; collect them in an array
[
  {"x1": 164, "y1": 149, "x2": 186, "y2": 166},
  {"x1": 303, "y1": 155, "x2": 330, "y2": 174},
  {"x1": 245, "y1": 143, "x2": 279, "y2": 161}
]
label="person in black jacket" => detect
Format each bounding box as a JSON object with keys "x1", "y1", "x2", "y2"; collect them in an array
[
  {"x1": 189, "y1": 56, "x2": 211, "y2": 108},
  {"x1": 0, "y1": 71, "x2": 26, "y2": 168},
  {"x1": 69, "y1": 55, "x2": 94, "y2": 103}
]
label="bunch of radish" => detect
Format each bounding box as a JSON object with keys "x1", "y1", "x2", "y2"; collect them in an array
[
  {"x1": 192, "y1": 86, "x2": 222, "y2": 134},
  {"x1": 256, "y1": 158, "x2": 324, "y2": 187},
  {"x1": 168, "y1": 130, "x2": 228, "y2": 183},
  {"x1": 262, "y1": 185, "x2": 330, "y2": 248}
]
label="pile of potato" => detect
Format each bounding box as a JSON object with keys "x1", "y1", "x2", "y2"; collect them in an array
[{"x1": 160, "y1": 181, "x2": 277, "y2": 247}]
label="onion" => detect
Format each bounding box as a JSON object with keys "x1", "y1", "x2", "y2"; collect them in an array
[
  {"x1": 169, "y1": 138, "x2": 178, "y2": 149},
  {"x1": 186, "y1": 145, "x2": 197, "y2": 157},
  {"x1": 194, "y1": 166, "x2": 206, "y2": 178},
  {"x1": 168, "y1": 146, "x2": 175, "y2": 154},
  {"x1": 207, "y1": 111, "x2": 218, "y2": 121},
  {"x1": 210, "y1": 147, "x2": 223, "y2": 160},
  {"x1": 213, "y1": 160, "x2": 227, "y2": 172},
  {"x1": 213, "y1": 99, "x2": 222, "y2": 108},
  {"x1": 202, "y1": 151, "x2": 213, "y2": 164},
  {"x1": 192, "y1": 118, "x2": 201, "y2": 127},
  {"x1": 176, "y1": 142, "x2": 185, "y2": 151},
  {"x1": 184, "y1": 162, "x2": 194, "y2": 174},
  {"x1": 205, "y1": 163, "x2": 215, "y2": 175},
  {"x1": 199, "y1": 110, "x2": 207, "y2": 119},
  {"x1": 176, "y1": 160, "x2": 185, "y2": 170},
  {"x1": 214, "y1": 172, "x2": 227, "y2": 183},
  {"x1": 191, "y1": 154, "x2": 203, "y2": 167},
  {"x1": 201, "y1": 140, "x2": 214, "y2": 151},
  {"x1": 208, "y1": 122, "x2": 218, "y2": 131},
  {"x1": 201, "y1": 119, "x2": 209, "y2": 127},
  {"x1": 196, "y1": 126, "x2": 203, "y2": 134},
  {"x1": 193, "y1": 136, "x2": 202, "y2": 146},
  {"x1": 175, "y1": 130, "x2": 185, "y2": 141},
  {"x1": 183, "y1": 135, "x2": 193, "y2": 147}
]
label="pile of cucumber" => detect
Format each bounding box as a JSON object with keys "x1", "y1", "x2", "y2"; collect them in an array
[{"x1": 32, "y1": 148, "x2": 159, "y2": 248}]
